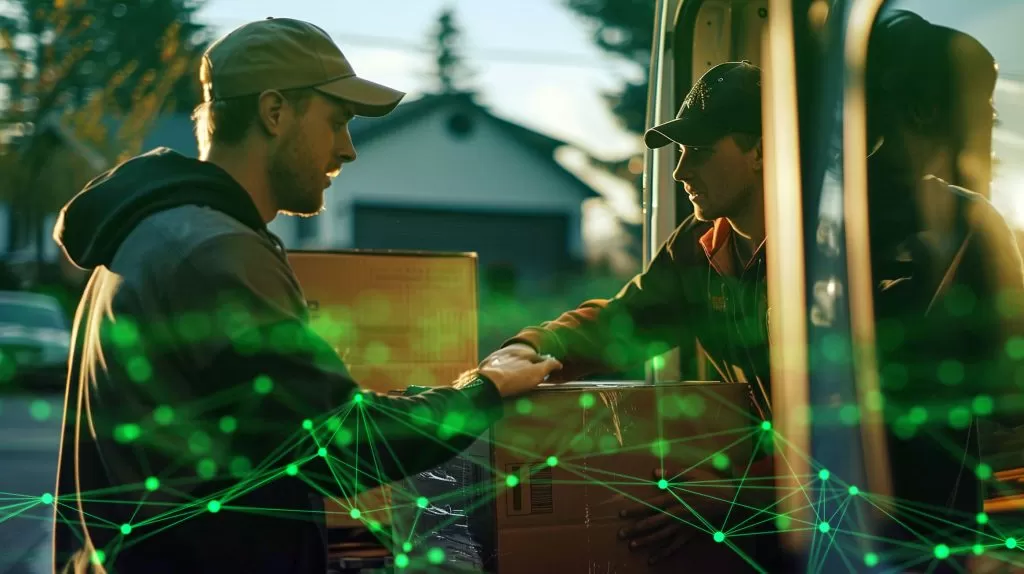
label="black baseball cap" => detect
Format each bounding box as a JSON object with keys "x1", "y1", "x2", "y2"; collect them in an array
[{"x1": 644, "y1": 61, "x2": 762, "y2": 149}]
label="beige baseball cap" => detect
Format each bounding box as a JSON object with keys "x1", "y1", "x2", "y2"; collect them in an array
[{"x1": 200, "y1": 17, "x2": 405, "y2": 117}]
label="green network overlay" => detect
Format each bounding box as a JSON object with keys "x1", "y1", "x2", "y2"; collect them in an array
[{"x1": 3, "y1": 304, "x2": 1023, "y2": 573}]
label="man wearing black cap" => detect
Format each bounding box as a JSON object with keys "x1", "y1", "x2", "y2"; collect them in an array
[
  {"x1": 51, "y1": 18, "x2": 560, "y2": 573},
  {"x1": 483, "y1": 61, "x2": 777, "y2": 566}
]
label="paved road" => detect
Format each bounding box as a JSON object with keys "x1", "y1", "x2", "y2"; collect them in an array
[{"x1": 0, "y1": 393, "x2": 63, "y2": 574}]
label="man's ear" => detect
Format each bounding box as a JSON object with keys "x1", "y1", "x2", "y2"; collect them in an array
[
  {"x1": 752, "y1": 137, "x2": 764, "y2": 171},
  {"x1": 256, "y1": 90, "x2": 287, "y2": 137}
]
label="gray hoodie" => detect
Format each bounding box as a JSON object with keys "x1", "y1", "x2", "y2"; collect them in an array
[{"x1": 51, "y1": 148, "x2": 502, "y2": 573}]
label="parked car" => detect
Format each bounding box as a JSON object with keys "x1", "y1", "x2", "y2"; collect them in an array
[{"x1": 0, "y1": 291, "x2": 71, "y2": 387}]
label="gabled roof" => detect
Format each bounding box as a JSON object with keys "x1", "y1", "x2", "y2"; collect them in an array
[
  {"x1": 37, "y1": 93, "x2": 600, "y2": 200},
  {"x1": 349, "y1": 91, "x2": 599, "y2": 198}
]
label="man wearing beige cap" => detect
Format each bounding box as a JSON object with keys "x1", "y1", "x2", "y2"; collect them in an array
[{"x1": 51, "y1": 18, "x2": 559, "y2": 573}]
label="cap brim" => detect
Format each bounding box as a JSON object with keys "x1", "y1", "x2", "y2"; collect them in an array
[
  {"x1": 315, "y1": 76, "x2": 405, "y2": 118},
  {"x1": 643, "y1": 117, "x2": 719, "y2": 149}
]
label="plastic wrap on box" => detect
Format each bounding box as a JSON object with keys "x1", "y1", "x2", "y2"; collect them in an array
[
  {"x1": 393, "y1": 433, "x2": 495, "y2": 572},
  {"x1": 387, "y1": 386, "x2": 496, "y2": 572}
]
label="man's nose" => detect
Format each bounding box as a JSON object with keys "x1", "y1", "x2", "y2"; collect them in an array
[
  {"x1": 673, "y1": 154, "x2": 690, "y2": 183},
  {"x1": 337, "y1": 129, "x2": 357, "y2": 164}
]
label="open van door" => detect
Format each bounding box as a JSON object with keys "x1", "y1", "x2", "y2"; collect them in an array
[{"x1": 645, "y1": 0, "x2": 950, "y2": 569}]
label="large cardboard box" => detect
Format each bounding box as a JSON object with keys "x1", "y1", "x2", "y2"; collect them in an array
[
  {"x1": 393, "y1": 381, "x2": 761, "y2": 573},
  {"x1": 287, "y1": 249, "x2": 479, "y2": 395},
  {"x1": 287, "y1": 250, "x2": 479, "y2": 531}
]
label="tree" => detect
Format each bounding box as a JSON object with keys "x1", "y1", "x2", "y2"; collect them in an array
[
  {"x1": 0, "y1": 0, "x2": 210, "y2": 265},
  {"x1": 564, "y1": 0, "x2": 655, "y2": 135},
  {"x1": 429, "y1": 7, "x2": 475, "y2": 94}
]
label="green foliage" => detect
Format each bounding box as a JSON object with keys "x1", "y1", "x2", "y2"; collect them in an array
[{"x1": 564, "y1": 0, "x2": 655, "y2": 135}]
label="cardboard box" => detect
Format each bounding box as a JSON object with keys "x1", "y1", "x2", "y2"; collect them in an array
[
  {"x1": 287, "y1": 250, "x2": 479, "y2": 531},
  {"x1": 287, "y1": 249, "x2": 479, "y2": 395},
  {"x1": 393, "y1": 381, "x2": 761, "y2": 573}
]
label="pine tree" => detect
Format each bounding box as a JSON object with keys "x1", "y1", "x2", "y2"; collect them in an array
[{"x1": 430, "y1": 7, "x2": 474, "y2": 94}]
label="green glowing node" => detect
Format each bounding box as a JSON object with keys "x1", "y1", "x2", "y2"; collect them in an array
[
  {"x1": 761, "y1": 421, "x2": 772, "y2": 431},
  {"x1": 976, "y1": 512, "x2": 989, "y2": 525},
  {"x1": 506, "y1": 475, "x2": 520, "y2": 488},
  {"x1": 219, "y1": 416, "x2": 237, "y2": 434},
  {"x1": 115, "y1": 423, "x2": 141, "y2": 444},
  {"x1": 657, "y1": 479, "x2": 669, "y2": 490},
  {"x1": 1006, "y1": 538, "x2": 1017, "y2": 550},
  {"x1": 579, "y1": 393, "x2": 595, "y2": 409},
  {"x1": 207, "y1": 500, "x2": 221, "y2": 513},
  {"x1": 973, "y1": 544, "x2": 985, "y2": 555},
  {"x1": 546, "y1": 456, "x2": 558, "y2": 467},
  {"x1": 972, "y1": 395, "x2": 994, "y2": 416},
  {"x1": 127, "y1": 356, "x2": 152, "y2": 382},
  {"x1": 416, "y1": 497, "x2": 429, "y2": 509},
  {"x1": 120, "y1": 523, "x2": 132, "y2": 535},
  {"x1": 286, "y1": 464, "x2": 299, "y2": 476},
  {"x1": 229, "y1": 457, "x2": 252, "y2": 477},
  {"x1": 818, "y1": 469, "x2": 830, "y2": 481},
  {"x1": 318, "y1": 447, "x2": 327, "y2": 457},
  {"x1": 91, "y1": 550, "x2": 106, "y2": 565},
  {"x1": 353, "y1": 393, "x2": 364, "y2": 404},
  {"x1": 394, "y1": 554, "x2": 409, "y2": 569},
  {"x1": 976, "y1": 464, "x2": 992, "y2": 480},
  {"x1": 197, "y1": 458, "x2": 217, "y2": 480},
  {"x1": 188, "y1": 431, "x2": 211, "y2": 455},
  {"x1": 649, "y1": 439, "x2": 670, "y2": 457},
  {"x1": 368, "y1": 520, "x2": 381, "y2": 532},
  {"x1": 938, "y1": 360, "x2": 964, "y2": 385},
  {"x1": 839, "y1": 404, "x2": 860, "y2": 425},
  {"x1": 775, "y1": 515, "x2": 792, "y2": 529},
  {"x1": 908, "y1": 407, "x2": 928, "y2": 425},
  {"x1": 402, "y1": 542, "x2": 413, "y2": 553},
  {"x1": 818, "y1": 522, "x2": 830, "y2": 533},
  {"x1": 949, "y1": 406, "x2": 972, "y2": 429},
  {"x1": 302, "y1": 419, "x2": 314, "y2": 431},
  {"x1": 1007, "y1": 336, "x2": 1024, "y2": 359},
  {"x1": 145, "y1": 477, "x2": 160, "y2": 491},
  {"x1": 934, "y1": 544, "x2": 950, "y2": 559},
  {"x1": 349, "y1": 508, "x2": 361, "y2": 520},
  {"x1": 41, "y1": 492, "x2": 53, "y2": 504},
  {"x1": 111, "y1": 320, "x2": 139, "y2": 347},
  {"x1": 712, "y1": 453, "x2": 730, "y2": 471},
  {"x1": 334, "y1": 428, "x2": 354, "y2": 447},
  {"x1": 864, "y1": 553, "x2": 879, "y2": 567},
  {"x1": 651, "y1": 355, "x2": 665, "y2": 370},
  {"x1": 154, "y1": 405, "x2": 174, "y2": 425},
  {"x1": 514, "y1": 398, "x2": 533, "y2": 415},
  {"x1": 253, "y1": 375, "x2": 273, "y2": 394},
  {"x1": 428, "y1": 547, "x2": 446, "y2": 564},
  {"x1": 848, "y1": 486, "x2": 859, "y2": 496},
  {"x1": 713, "y1": 531, "x2": 725, "y2": 543}
]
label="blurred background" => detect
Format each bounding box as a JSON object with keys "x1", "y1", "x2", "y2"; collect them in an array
[{"x1": 0, "y1": 0, "x2": 1023, "y2": 571}]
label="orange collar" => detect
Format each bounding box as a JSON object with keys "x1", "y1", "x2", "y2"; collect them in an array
[{"x1": 699, "y1": 218, "x2": 766, "y2": 276}]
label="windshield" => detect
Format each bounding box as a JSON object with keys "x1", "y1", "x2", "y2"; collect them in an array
[{"x1": 0, "y1": 301, "x2": 65, "y2": 330}]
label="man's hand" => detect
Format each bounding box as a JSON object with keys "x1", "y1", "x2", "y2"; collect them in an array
[
  {"x1": 474, "y1": 346, "x2": 562, "y2": 398},
  {"x1": 618, "y1": 467, "x2": 741, "y2": 565},
  {"x1": 480, "y1": 343, "x2": 541, "y2": 367}
]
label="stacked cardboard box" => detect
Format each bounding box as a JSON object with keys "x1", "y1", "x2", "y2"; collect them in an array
[{"x1": 392, "y1": 381, "x2": 761, "y2": 573}]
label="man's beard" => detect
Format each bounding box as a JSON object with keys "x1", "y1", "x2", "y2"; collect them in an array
[{"x1": 269, "y1": 130, "x2": 326, "y2": 217}]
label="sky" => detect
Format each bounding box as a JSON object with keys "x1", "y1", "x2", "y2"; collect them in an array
[
  {"x1": 195, "y1": 0, "x2": 1024, "y2": 228},
  {"x1": 196, "y1": 0, "x2": 645, "y2": 162}
]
